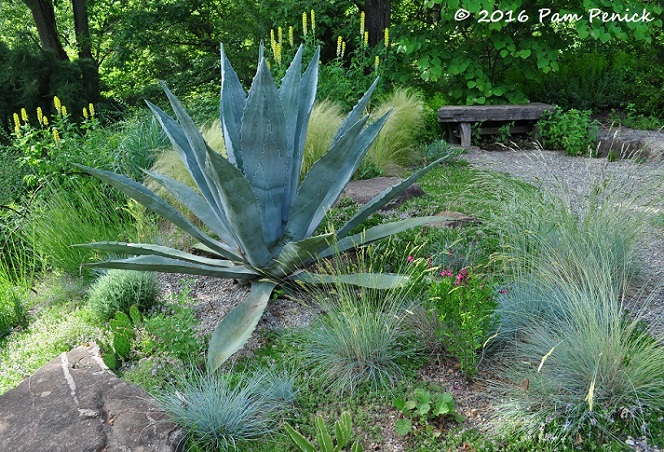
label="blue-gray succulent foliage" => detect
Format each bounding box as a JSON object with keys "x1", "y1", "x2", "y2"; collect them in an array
[{"x1": 77, "y1": 45, "x2": 452, "y2": 371}]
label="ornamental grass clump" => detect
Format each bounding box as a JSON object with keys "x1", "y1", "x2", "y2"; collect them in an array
[
  {"x1": 496, "y1": 274, "x2": 664, "y2": 445},
  {"x1": 294, "y1": 245, "x2": 425, "y2": 395},
  {"x1": 76, "y1": 44, "x2": 453, "y2": 371},
  {"x1": 155, "y1": 368, "x2": 295, "y2": 451}
]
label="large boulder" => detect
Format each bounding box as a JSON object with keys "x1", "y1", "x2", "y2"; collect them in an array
[
  {"x1": 338, "y1": 177, "x2": 425, "y2": 210},
  {"x1": 0, "y1": 344, "x2": 184, "y2": 452}
]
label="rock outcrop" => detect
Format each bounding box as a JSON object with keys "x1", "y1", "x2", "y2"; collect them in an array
[{"x1": 0, "y1": 344, "x2": 184, "y2": 452}]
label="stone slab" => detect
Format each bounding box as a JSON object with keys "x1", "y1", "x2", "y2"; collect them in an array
[{"x1": 0, "y1": 344, "x2": 184, "y2": 452}]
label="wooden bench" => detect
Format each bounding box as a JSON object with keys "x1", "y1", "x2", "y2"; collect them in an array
[{"x1": 437, "y1": 103, "x2": 556, "y2": 148}]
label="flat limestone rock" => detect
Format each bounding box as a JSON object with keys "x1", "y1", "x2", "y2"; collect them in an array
[
  {"x1": 0, "y1": 344, "x2": 184, "y2": 452},
  {"x1": 338, "y1": 177, "x2": 425, "y2": 209}
]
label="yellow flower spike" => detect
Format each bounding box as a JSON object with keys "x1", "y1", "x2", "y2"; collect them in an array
[
  {"x1": 61, "y1": 106, "x2": 67, "y2": 116},
  {"x1": 270, "y1": 29, "x2": 276, "y2": 54},
  {"x1": 37, "y1": 107, "x2": 43, "y2": 123},
  {"x1": 53, "y1": 128, "x2": 60, "y2": 143},
  {"x1": 310, "y1": 9, "x2": 315, "y2": 33},
  {"x1": 302, "y1": 12, "x2": 307, "y2": 36},
  {"x1": 83, "y1": 107, "x2": 89, "y2": 119},
  {"x1": 374, "y1": 55, "x2": 380, "y2": 71},
  {"x1": 360, "y1": 11, "x2": 365, "y2": 38},
  {"x1": 21, "y1": 108, "x2": 28, "y2": 122},
  {"x1": 288, "y1": 26, "x2": 294, "y2": 46},
  {"x1": 384, "y1": 28, "x2": 389, "y2": 49},
  {"x1": 336, "y1": 36, "x2": 343, "y2": 57},
  {"x1": 341, "y1": 41, "x2": 346, "y2": 58},
  {"x1": 13, "y1": 113, "x2": 20, "y2": 130},
  {"x1": 88, "y1": 103, "x2": 95, "y2": 116},
  {"x1": 275, "y1": 42, "x2": 282, "y2": 66},
  {"x1": 278, "y1": 26, "x2": 283, "y2": 45},
  {"x1": 364, "y1": 31, "x2": 369, "y2": 47},
  {"x1": 43, "y1": 116, "x2": 49, "y2": 126},
  {"x1": 53, "y1": 96, "x2": 61, "y2": 112}
]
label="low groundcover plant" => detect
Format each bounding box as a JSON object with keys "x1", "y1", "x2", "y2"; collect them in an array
[{"x1": 75, "y1": 44, "x2": 453, "y2": 371}]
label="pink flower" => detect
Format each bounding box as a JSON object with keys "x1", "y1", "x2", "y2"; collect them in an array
[
  {"x1": 499, "y1": 288, "x2": 508, "y2": 294},
  {"x1": 407, "y1": 255, "x2": 414, "y2": 262}
]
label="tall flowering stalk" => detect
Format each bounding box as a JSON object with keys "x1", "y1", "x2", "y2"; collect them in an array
[
  {"x1": 288, "y1": 26, "x2": 294, "y2": 46},
  {"x1": 302, "y1": 12, "x2": 307, "y2": 36},
  {"x1": 384, "y1": 28, "x2": 390, "y2": 49},
  {"x1": 360, "y1": 11, "x2": 365, "y2": 39}
]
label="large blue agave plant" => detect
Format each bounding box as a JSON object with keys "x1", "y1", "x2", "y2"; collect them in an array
[{"x1": 77, "y1": 45, "x2": 452, "y2": 371}]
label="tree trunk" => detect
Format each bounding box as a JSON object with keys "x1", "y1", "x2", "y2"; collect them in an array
[
  {"x1": 22, "y1": 0, "x2": 68, "y2": 60},
  {"x1": 72, "y1": 0, "x2": 93, "y2": 60},
  {"x1": 364, "y1": 0, "x2": 391, "y2": 47}
]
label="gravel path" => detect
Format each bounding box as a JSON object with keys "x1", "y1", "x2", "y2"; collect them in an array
[{"x1": 461, "y1": 146, "x2": 664, "y2": 336}]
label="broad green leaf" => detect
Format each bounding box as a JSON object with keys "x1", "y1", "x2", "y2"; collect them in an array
[
  {"x1": 320, "y1": 216, "x2": 453, "y2": 259},
  {"x1": 240, "y1": 57, "x2": 290, "y2": 246},
  {"x1": 350, "y1": 443, "x2": 363, "y2": 452},
  {"x1": 335, "y1": 412, "x2": 353, "y2": 448},
  {"x1": 144, "y1": 169, "x2": 238, "y2": 248},
  {"x1": 394, "y1": 419, "x2": 412, "y2": 436},
  {"x1": 336, "y1": 155, "x2": 455, "y2": 239},
  {"x1": 290, "y1": 271, "x2": 409, "y2": 289},
  {"x1": 207, "y1": 280, "x2": 276, "y2": 372},
  {"x1": 85, "y1": 255, "x2": 257, "y2": 279},
  {"x1": 220, "y1": 44, "x2": 247, "y2": 169},
  {"x1": 284, "y1": 423, "x2": 316, "y2": 452},
  {"x1": 74, "y1": 165, "x2": 235, "y2": 260},
  {"x1": 204, "y1": 146, "x2": 271, "y2": 267},
  {"x1": 315, "y1": 416, "x2": 334, "y2": 452}
]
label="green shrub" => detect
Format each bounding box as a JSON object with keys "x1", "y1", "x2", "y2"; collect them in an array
[
  {"x1": 537, "y1": 109, "x2": 599, "y2": 156},
  {"x1": 155, "y1": 368, "x2": 295, "y2": 451},
  {"x1": 88, "y1": 270, "x2": 159, "y2": 321},
  {"x1": 28, "y1": 180, "x2": 137, "y2": 275}
]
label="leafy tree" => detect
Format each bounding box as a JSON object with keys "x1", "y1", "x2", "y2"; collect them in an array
[{"x1": 397, "y1": 0, "x2": 663, "y2": 104}]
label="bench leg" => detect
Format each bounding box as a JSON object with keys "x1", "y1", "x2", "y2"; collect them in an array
[{"x1": 459, "y1": 123, "x2": 471, "y2": 148}]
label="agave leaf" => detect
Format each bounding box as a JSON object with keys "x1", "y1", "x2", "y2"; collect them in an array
[
  {"x1": 284, "y1": 117, "x2": 368, "y2": 242},
  {"x1": 207, "y1": 280, "x2": 276, "y2": 372},
  {"x1": 204, "y1": 147, "x2": 272, "y2": 267},
  {"x1": 75, "y1": 241, "x2": 240, "y2": 267},
  {"x1": 290, "y1": 271, "x2": 409, "y2": 289},
  {"x1": 319, "y1": 216, "x2": 452, "y2": 259},
  {"x1": 269, "y1": 233, "x2": 336, "y2": 277},
  {"x1": 86, "y1": 255, "x2": 257, "y2": 279},
  {"x1": 284, "y1": 423, "x2": 316, "y2": 452},
  {"x1": 281, "y1": 46, "x2": 319, "y2": 218},
  {"x1": 315, "y1": 416, "x2": 334, "y2": 452},
  {"x1": 147, "y1": 91, "x2": 228, "y2": 231},
  {"x1": 240, "y1": 57, "x2": 290, "y2": 246},
  {"x1": 144, "y1": 169, "x2": 238, "y2": 247},
  {"x1": 336, "y1": 153, "x2": 454, "y2": 239},
  {"x1": 288, "y1": 110, "x2": 391, "y2": 240},
  {"x1": 333, "y1": 77, "x2": 380, "y2": 143},
  {"x1": 74, "y1": 164, "x2": 238, "y2": 261},
  {"x1": 220, "y1": 44, "x2": 247, "y2": 169}
]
